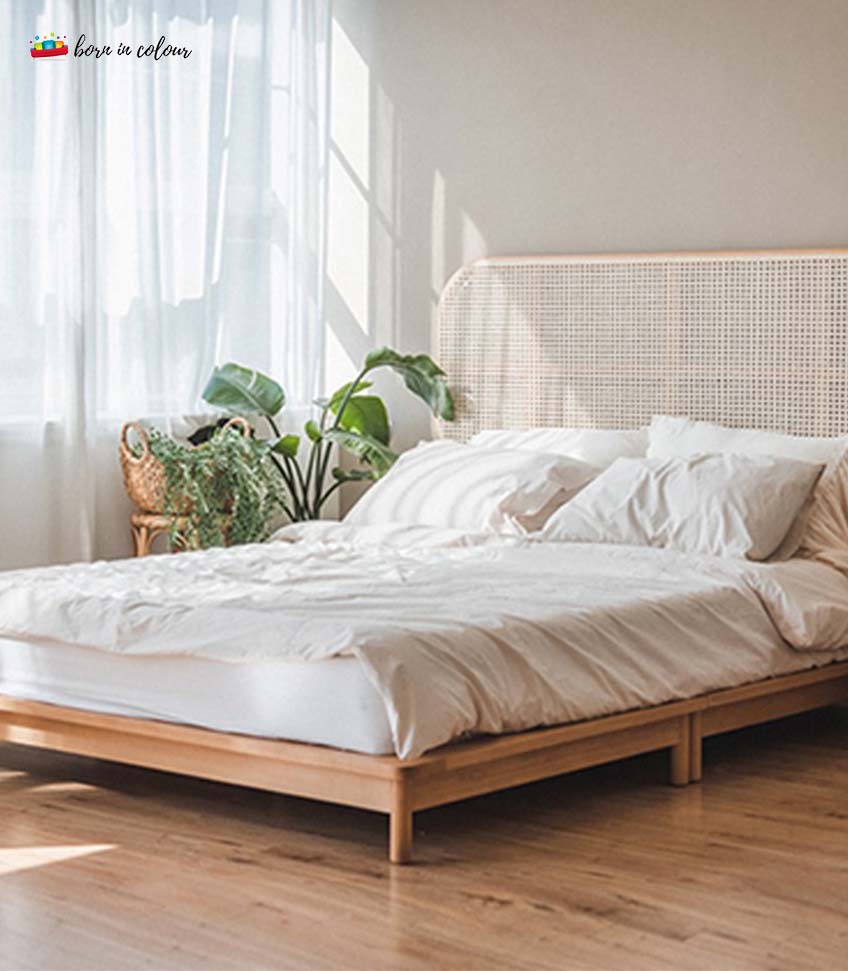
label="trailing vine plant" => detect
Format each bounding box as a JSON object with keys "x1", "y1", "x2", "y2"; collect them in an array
[{"x1": 143, "y1": 424, "x2": 286, "y2": 549}]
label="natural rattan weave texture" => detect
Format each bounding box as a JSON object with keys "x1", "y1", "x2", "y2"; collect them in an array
[
  {"x1": 437, "y1": 250, "x2": 848, "y2": 440},
  {"x1": 119, "y1": 417, "x2": 251, "y2": 514}
]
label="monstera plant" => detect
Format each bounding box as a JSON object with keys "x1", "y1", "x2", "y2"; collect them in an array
[{"x1": 200, "y1": 347, "x2": 454, "y2": 522}]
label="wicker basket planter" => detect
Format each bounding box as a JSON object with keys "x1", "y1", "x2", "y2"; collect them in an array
[{"x1": 119, "y1": 418, "x2": 250, "y2": 514}]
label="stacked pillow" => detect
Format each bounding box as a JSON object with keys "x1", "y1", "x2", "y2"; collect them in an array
[
  {"x1": 540, "y1": 452, "x2": 822, "y2": 560},
  {"x1": 470, "y1": 427, "x2": 648, "y2": 469},
  {"x1": 646, "y1": 415, "x2": 844, "y2": 464},
  {"x1": 345, "y1": 439, "x2": 598, "y2": 535},
  {"x1": 646, "y1": 415, "x2": 848, "y2": 561},
  {"x1": 345, "y1": 417, "x2": 848, "y2": 564},
  {"x1": 800, "y1": 443, "x2": 848, "y2": 570},
  {"x1": 346, "y1": 426, "x2": 651, "y2": 535}
]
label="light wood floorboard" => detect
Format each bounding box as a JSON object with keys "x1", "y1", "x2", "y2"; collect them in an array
[{"x1": 1, "y1": 706, "x2": 847, "y2": 971}]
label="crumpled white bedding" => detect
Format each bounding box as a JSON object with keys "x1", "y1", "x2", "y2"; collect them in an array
[{"x1": 1, "y1": 521, "x2": 847, "y2": 759}]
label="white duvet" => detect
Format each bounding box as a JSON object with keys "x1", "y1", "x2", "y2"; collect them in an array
[{"x1": 1, "y1": 522, "x2": 847, "y2": 759}]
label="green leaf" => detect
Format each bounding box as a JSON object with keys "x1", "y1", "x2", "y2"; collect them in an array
[
  {"x1": 305, "y1": 420, "x2": 323, "y2": 443},
  {"x1": 332, "y1": 394, "x2": 390, "y2": 445},
  {"x1": 365, "y1": 347, "x2": 445, "y2": 377},
  {"x1": 324, "y1": 428, "x2": 397, "y2": 475},
  {"x1": 328, "y1": 380, "x2": 373, "y2": 410},
  {"x1": 362, "y1": 347, "x2": 455, "y2": 421},
  {"x1": 331, "y1": 466, "x2": 380, "y2": 482},
  {"x1": 202, "y1": 363, "x2": 285, "y2": 418},
  {"x1": 272, "y1": 434, "x2": 300, "y2": 458}
]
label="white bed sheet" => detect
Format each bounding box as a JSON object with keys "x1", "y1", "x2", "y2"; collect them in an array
[
  {"x1": 0, "y1": 638, "x2": 394, "y2": 755},
  {"x1": 2, "y1": 522, "x2": 848, "y2": 759}
]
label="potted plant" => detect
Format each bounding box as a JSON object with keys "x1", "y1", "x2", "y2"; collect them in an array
[
  {"x1": 200, "y1": 346, "x2": 454, "y2": 522},
  {"x1": 121, "y1": 417, "x2": 286, "y2": 549}
]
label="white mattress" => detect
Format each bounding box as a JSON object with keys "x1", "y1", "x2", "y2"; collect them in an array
[
  {"x1": 0, "y1": 637, "x2": 394, "y2": 755},
  {"x1": 3, "y1": 525, "x2": 848, "y2": 758}
]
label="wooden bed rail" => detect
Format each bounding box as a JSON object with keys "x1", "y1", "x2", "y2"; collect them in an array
[{"x1": 2, "y1": 662, "x2": 847, "y2": 864}]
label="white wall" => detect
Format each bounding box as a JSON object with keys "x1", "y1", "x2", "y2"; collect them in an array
[{"x1": 327, "y1": 0, "x2": 848, "y2": 454}]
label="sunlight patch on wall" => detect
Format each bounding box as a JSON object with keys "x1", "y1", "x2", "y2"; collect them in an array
[
  {"x1": 328, "y1": 153, "x2": 370, "y2": 333},
  {"x1": 461, "y1": 210, "x2": 488, "y2": 265},
  {"x1": 374, "y1": 83, "x2": 395, "y2": 225},
  {"x1": 0, "y1": 844, "x2": 115, "y2": 878},
  {"x1": 327, "y1": 17, "x2": 372, "y2": 339},
  {"x1": 324, "y1": 324, "x2": 356, "y2": 394},
  {"x1": 373, "y1": 218, "x2": 397, "y2": 347},
  {"x1": 330, "y1": 19, "x2": 370, "y2": 188},
  {"x1": 372, "y1": 82, "x2": 400, "y2": 346},
  {"x1": 431, "y1": 170, "x2": 447, "y2": 297}
]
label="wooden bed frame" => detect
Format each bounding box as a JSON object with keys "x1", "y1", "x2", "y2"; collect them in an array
[
  {"x1": 3, "y1": 246, "x2": 848, "y2": 863},
  {"x1": 2, "y1": 662, "x2": 847, "y2": 862}
]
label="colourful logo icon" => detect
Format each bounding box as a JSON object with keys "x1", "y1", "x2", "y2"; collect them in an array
[{"x1": 30, "y1": 32, "x2": 68, "y2": 58}]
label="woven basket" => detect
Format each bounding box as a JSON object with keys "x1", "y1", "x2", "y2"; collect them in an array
[{"x1": 119, "y1": 417, "x2": 251, "y2": 514}]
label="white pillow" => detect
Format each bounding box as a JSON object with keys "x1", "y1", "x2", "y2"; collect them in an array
[
  {"x1": 799, "y1": 442, "x2": 848, "y2": 569},
  {"x1": 345, "y1": 440, "x2": 598, "y2": 535},
  {"x1": 470, "y1": 427, "x2": 648, "y2": 468},
  {"x1": 648, "y1": 415, "x2": 846, "y2": 464},
  {"x1": 648, "y1": 415, "x2": 846, "y2": 560},
  {"x1": 539, "y1": 454, "x2": 822, "y2": 560}
]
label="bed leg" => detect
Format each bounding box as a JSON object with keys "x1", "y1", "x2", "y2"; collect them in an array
[
  {"x1": 389, "y1": 778, "x2": 413, "y2": 864},
  {"x1": 689, "y1": 712, "x2": 703, "y2": 783},
  {"x1": 670, "y1": 715, "x2": 691, "y2": 786}
]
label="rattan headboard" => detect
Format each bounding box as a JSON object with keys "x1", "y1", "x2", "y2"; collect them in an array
[{"x1": 437, "y1": 248, "x2": 848, "y2": 440}]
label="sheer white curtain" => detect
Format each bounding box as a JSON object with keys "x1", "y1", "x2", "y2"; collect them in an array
[{"x1": 0, "y1": 0, "x2": 330, "y2": 569}]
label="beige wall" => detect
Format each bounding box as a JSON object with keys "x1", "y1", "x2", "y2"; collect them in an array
[
  {"x1": 328, "y1": 0, "x2": 848, "y2": 450},
  {"x1": 15, "y1": 0, "x2": 844, "y2": 566}
]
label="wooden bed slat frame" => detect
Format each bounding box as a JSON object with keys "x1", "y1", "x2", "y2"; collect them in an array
[
  {"x1": 3, "y1": 246, "x2": 848, "y2": 863},
  {"x1": 2, "y1": 663, "x2": 847, "y2": 862}
]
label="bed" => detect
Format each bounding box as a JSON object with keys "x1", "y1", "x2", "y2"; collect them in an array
[{"x1": 2, "y1": 247, "x2": 848, "y2": 864}]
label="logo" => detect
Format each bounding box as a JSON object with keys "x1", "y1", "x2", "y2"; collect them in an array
[{"x1": 30, "y1": 33, "x2": 68, "y2": 59}]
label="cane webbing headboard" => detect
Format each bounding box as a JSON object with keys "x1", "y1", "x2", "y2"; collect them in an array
[{"x1": 437, "y1": 249, "x2": 848, "y2": 440}]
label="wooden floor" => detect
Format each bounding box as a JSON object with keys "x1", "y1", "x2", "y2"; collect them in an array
[{"x1": 1, "y1": 707, "x2": 847, "y2": 971}]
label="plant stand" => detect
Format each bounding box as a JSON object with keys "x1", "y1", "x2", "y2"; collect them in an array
[{"x1": 131, "y1": 513, "x2": 190, "y2": 557}]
